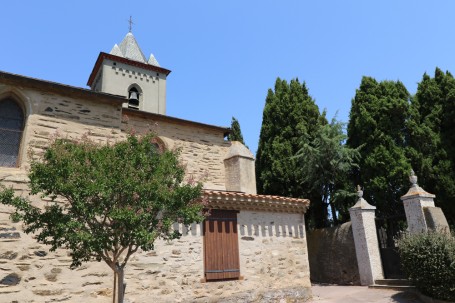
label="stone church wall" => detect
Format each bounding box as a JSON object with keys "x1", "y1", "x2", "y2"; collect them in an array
[
  {"x1": 0, "y1": 84, "x2": 311, "y2": 302},
  {"x1": 0, "y1": 85, "x2": 124, "y2": 171},
  {"x1": 0, "y1": 84, "x2": 229, "y2": 191},
  {"x1": 0, "y1": 86, "x2": 125, "y2": 301},
  {"x1": 122, "y1": 113, "x2": 230, "y2": 191}
]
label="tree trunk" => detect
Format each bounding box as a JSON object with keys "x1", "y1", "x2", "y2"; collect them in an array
[
  {"x1": 116, "y1": 266, "x2": 125, "y2": 303},
  {"x1": 113, "y1": 271, "x2": 117, "y2": 303},
  {"x1": 329, "y1": 201, "x2": 338, "y2": 226}
]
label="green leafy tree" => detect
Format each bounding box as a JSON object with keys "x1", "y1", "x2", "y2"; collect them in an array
[
  {"x1": 0, "y1": 133, "x2": 204, "y2": 303},
  {"x1": 256, "y1": 78, "x2": 325, "y2": 228},
  {"x1": 347, "y1": 76, "x2": 411, "y2": 217},
  {"x1": 295, "y1": 116, "x2": 360, "y2": 227},
  {"x1": 408, "y1": 68, "x2": 455, "y2": 223},
  {"x1": 228, "y1": 116, "x2": 246, "y2": 145}
]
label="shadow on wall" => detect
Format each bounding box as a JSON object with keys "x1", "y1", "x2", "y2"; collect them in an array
[
  {"x1": 172, "y1": 223, "x2": 203, "y2": 236},
  {"x1": 306, "y1": 222, "x2": 360, "y2": 285},
  {"x1": 171, "y1": 221, "x2": 305, "y2": 238},
  {"x1": 239, "y1": 222, "x2": 305, "y2": 238}
]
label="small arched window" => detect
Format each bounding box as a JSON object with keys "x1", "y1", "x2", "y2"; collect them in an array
[
  {"x1": 0, "y1": 99, "x2": 24, "y2": 167},
  {"x1": 128, "y1": 86, "x2": 141, "y2": 109},
  {"x1": 150, "y1": 137, "x2": 165, "y2": 155}
]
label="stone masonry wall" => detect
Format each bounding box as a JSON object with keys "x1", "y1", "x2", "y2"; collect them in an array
[
  {"x1": 235, "y1": 211, "x2": 311, "y2": 301},
  {"x1": 0, "y1": 85, "x2": 124, "y2": 172},
  {"x1": 1, "y1": 210, "x2": 311, "y2": 303},
  {"x1": 1, "y1": 84, "x2": 229, "y2": 192},
  {"x1": 105, "y1": 211, "x2": 310, "y2": 302},
  {"x1": 306, "y1": 222, "x2": 360, "y2": 285},
  {"x1": 0, "y1": 86, "x2": 125, "y2": 302},
  {"x1": 122, "y1": 114, "x2": 231, "y2": 190},
  {"x1": 0, "y1": 86, "x2": 311, "y2": 301}
]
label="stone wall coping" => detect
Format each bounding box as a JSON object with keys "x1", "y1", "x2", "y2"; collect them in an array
[
  {"x1": 0, "y1": 70, "x2": 126, "y2": 105},
  {"x1": 123, "y1": 108, "x2": 231, "y2": 137},
  {"x1": 203, "y1": 190, "x2": 310, "y2": 213}
]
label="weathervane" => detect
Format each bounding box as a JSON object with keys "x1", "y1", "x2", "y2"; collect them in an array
[{"x1": 128, "y1": 16, "x2": 134, "y2": 32}]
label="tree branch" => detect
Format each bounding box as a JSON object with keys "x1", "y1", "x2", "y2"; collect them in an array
[{"x1": 121, "y1": 244, "x2": 139, "y2": 268}]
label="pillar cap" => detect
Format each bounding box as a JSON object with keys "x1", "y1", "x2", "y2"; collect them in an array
[
  {"x1": 350, "y1": 186, "x2": 376, "y2": 210},
  {"x1": 401, "y1": 169, "x2": 435, "y2": 200},
  {"x1": 224, "y1": 141, "x2": 254, "y2": 161}
]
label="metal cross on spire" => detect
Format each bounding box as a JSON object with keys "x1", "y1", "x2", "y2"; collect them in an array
[{"x1": 128, "y1": 16, "x2": 134, "y2": 32}]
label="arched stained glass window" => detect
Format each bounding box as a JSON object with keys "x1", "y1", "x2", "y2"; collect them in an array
[{"x1": 0, "y1": 99, "x2": 24, "y2": 167}]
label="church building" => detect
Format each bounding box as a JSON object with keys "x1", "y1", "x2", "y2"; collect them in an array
[{"x1": 0, "y1": 32, "x2": 311, "y2": 302}]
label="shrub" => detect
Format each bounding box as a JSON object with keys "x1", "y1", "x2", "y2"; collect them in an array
[{"x1": 397, "y1": 232, "x2": 455, "y2": 301}]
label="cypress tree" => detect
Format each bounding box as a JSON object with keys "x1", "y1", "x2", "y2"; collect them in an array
[
  {"x1": 256, "y1": 78, "x2": 325, "y2": 227},
  {"x1": 347, "y1": 76, "x2": 411, "y2": 217},
  {"x1": 228, "y1": 117, "x2": 245, "y2": 145},
  {"x1": 408, "y1": 68, "x2": 455, "y2": 223}
]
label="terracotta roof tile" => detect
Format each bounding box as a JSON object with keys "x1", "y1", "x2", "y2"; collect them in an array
[{"x1": 202, "y1": 190, "x2": 310, "y2": 213}]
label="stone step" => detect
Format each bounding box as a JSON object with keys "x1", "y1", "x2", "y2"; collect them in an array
[
  {"x1": 369, "y1": 284, "x2": 416, "y2": 292},
  {"x1": 374, "y1": 279, "x2": 413, "y2": 286}
]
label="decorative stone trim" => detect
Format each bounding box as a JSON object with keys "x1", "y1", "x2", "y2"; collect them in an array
[
  {"x1": 87, "y1": 52, "x2": 171, "y2": 86},
  {"x1": 203, "y1": 190, "x2": 310, "y2": 213}
]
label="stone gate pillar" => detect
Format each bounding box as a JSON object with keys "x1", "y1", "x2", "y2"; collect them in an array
[
  {"x1": 401, "y1": 170, "x2": 436, "y2": 234},
  {"x1": 349, "y1": 186, "x2": 384, "y2": 286}
]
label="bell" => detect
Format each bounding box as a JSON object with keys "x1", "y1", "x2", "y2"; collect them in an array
[
  {"x1": 128, "y1": 91, "x2": 139, "y2": 107},
  {"x1": 129, "y1": 91, "x2": 138, "y2": 100}
]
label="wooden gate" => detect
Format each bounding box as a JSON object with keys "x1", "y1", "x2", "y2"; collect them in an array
[
  {"x1": 376, "y1": 216, "x2": 406, "y2": 279},
  {"x1": 203, "y1": 209, "x2": 240, "y2": 281}
]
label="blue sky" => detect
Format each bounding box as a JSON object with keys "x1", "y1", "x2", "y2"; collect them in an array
[{"x1": 3, "y1": 1, "x2": 455, "y2": 154}]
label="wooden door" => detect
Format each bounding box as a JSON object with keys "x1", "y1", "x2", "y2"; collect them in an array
[{"x1": 203, "y1": 209, "x2": 240, "y2": 281}]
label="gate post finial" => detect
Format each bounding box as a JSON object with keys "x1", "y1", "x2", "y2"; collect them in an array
[
  {"x1": 356, "y1": 185, "x2": 363, "y2": 198},
  {"x1": 409, "y1": 169, "x2": 418, "y2": 187},
  {"x1": 352, "y1": 186, "x2": 374, "y2": 210}
]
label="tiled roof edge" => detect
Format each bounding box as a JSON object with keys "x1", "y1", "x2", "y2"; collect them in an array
[{"x1": 202, "y1": 190, "x2": 310, "y2": 213}]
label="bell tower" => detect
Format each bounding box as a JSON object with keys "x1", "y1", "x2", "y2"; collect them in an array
[{"x1": 87, "y1": 32, "x2": 171, "y2": 115}]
